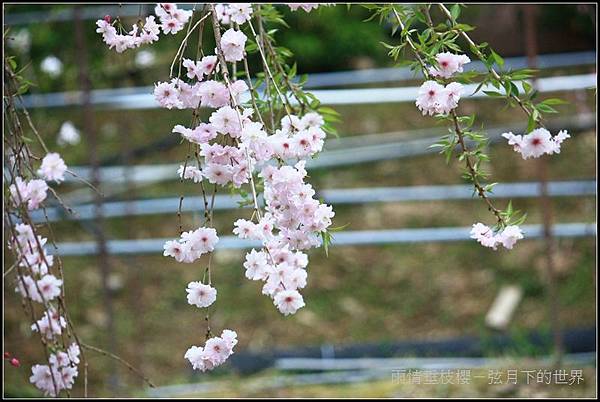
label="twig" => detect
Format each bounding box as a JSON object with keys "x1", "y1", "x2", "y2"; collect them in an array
[
  {"x1": 169, "y1": 10, "x2": 212, "y2": 78},
  {"x1": 437, "y1": 3, "x2": 542, "y2": 127}
]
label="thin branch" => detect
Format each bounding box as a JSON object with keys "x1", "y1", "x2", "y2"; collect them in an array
[
  {"x1": 170, "y1": 10, "x2": 212, "y2": 78},
  {"x1": 437, "y1": 3, "x2": 542, "y2": 127},
  {"x1": 80, "y1": 342, "x2": 156, "y2": 388}
]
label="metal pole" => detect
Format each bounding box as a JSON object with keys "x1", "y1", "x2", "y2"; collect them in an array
[
  {"x1": 523, "y1": 4, "x2": 564, "y2": 365},
  {"x1": 73, "y1": 7, "x2": 120, "y2": 393}
]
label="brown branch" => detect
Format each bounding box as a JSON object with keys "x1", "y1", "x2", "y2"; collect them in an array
[
  {"x1": 80, "y1": 342, "x2": 156, "y2": 388},
  {"x1": 449, "y1": 111, "x2": 505, "y2": 225}
]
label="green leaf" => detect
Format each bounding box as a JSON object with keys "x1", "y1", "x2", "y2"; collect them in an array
[
  {"x1": 536, "y1": 103, "x2": 558, "y2": 114},
  {"x1": 483, "y1": 90, "x2": 503, "y2": 97},
  {"x1": 540, "y1": 98, "x2": 568, "y2": 106},
  {"x1": 451, "y1": 3, "x2": 461, "y2": 20},
  {"x1": 527, "y1": 114, "x2": 536, "y2": 132},
  {"x1": 288, "y1": 62, "x2": 297, "y2": 78},
  {"x1": 490, "y1": 49, "x2": 505, "y2": 67}
]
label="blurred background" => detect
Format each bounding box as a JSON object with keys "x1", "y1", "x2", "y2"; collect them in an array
[{"x1": 3, "y1": 3, "x2": 597, "y2": 398}]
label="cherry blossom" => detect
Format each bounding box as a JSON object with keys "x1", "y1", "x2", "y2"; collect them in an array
[
  {"x1": 243, "y1": 249, "x2": 270, "y2": 280},
  {"x1": 30, "y1": 364, "x2": 59, "y2": 396},
  {"x1": 415, "y1": 81, "x2": 463, "y2": 116},
  {"x1": 154, "y1": 81, "x2": 183, "y2": 109},
  {"x1": 498, "y1": 225, "x2": 524, "y2": 250},
  {"x1": 9, "y1": 177, "x2": 49, "y2": 211},
  {"x1": 186, "y1": 282, "x2": 217, "y2": 308},
  {"x1": 429, "y1": 52, "x2": 471, "y2": 79},
  {"x1": 502, "y1": 128, "x2": 570, "y2": 159},
  {"x1": 163, "y1": 227, "x2": 219, "y2": 263},
  {"x1": 173, "y1": 123, "x2": 218, "y2": 145},
  {"x1": 184, "y1": 329, "x2": 237, "y2": 372},
  {"x1": 183, "y1": 58, "x2": 204, "y2": 80},
  {"x1": 228, "y1": 4, "x2": 253, "y2": 25},
  {"x1": 37, "y1": 275, "x2": 63, "y2": 302},
  {"x1": 37, "y1": 153, "x2": 67, "y2": 183},
  {"x1": 274, "y1": 289, "x2": 305, "y2": 315},
  {"x1": 470, "y1": 222, "x2": 524, "y2": 250},
  {"x1": 97, "y1": 4, "x2": 191, "y2": 53},
  {"x1": 287, "y1": 4, "x2": 331, "y2": 12},
  {"x1": 177, "y1": 165, "x2": 204, "y2": 183},
  {"x1": 197, "y1": 80, "x2": 230, "y2": 108},
  {"x1": 215, "y1": 4, "x2": 254, "y2": 25},
  {"x1": 220, "y1": 28, "x2": 247, "y2": 62},
  {"x1": 31, "y1": 308, "x2": 67, "y2": 340}
]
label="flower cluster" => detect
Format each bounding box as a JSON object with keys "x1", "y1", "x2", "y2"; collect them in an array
[
  {"x1": 96, "y1": 3, "x2": 191, "y2": 53},
  {"x1": 155, "y1": 3, "x2": 193, "y2": 34},
  {"x1": 144, "y1": 2, "x2": 334, "y2": 372},
  {"x1": 154, "y1": 69, "x2": 247, "y2": 110},
  {"x1": 7, "y1": 151, "x2": 82, "y2": 396},
  {"x1": 502, "y1": 128, "x2": 570, "y2": 159},
  {"x1": 8, "y1": 153, "x2": 64, "y2": 210},
  {"x1": 470, "y1": 223, "x2": 524, "y2": 250},
  {"x1": 232, "y1": 157, "x2": 334, "y2": 315},
  {"x1": 415, "y1": 81, "x2": 464, "y2": 116},
  {"x1": 9, "y1": 177, "x2": 48, "y2": 211},
  {"x1": 215, "y1": 3, "x2": 253, "y2": 25},
  {"x1": 415, "y1": 52, "x2": 469, "y2": 116},
  {"x1": 413, "y1": 52, "x2": 528, "y2": 249},
  {"x1": 184, "y1": 329, "x2": 237, "y2": 372},
  {"x1": 182, "y1": 55, "x2": 218, "y2": 81},
  {"x1": 163, "y1": 227, "x2": 219, "y2": 263},
  {"x1": 201, "y1": 142, "x2": 253, "y2": 187},
  {"x1": 29, "y1": 343, "x2": 80, "y2": 397}
]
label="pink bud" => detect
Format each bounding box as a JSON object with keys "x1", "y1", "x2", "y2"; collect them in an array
[
  {"x1": 3, "y1": 352, "x2": 10, "y2": 359},
  {"x1": 104, "y1": 15, "x2": 112, "y2": 23},
  {"x1": 10, "y1": 358, "x2": 20, "y2": 367}
]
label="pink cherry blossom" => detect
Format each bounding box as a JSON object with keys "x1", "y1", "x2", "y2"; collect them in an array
[
  {"x1": 215, "y1": 3, "x2": 231, "y2": 25},
  {"x1": 183, "y1": 58, "x2": 204, "y2": 80},
  {"x1": 429, "y1": 52, "x2": 471, "y2": 78},
  {"x1": 32, "y1": 308, "x2": 67, "y2": 340},
  {"x1": 37, "y1": 153, "x2": 67, "y2": 183},
  {"x1": 227, "y1": 4, "x2": 253, "y2": 25},
  {"x1": 154, "y1": 81, "x2": 183, "y2": 109},
  {"x1": 503, "y1": 128, "x2": 568, "y2": 159},
  {"x1": 185, "y1": 329, "x2": 237, "y2": 372},
  {"x1": 186, "y1": 282, "x2": 217, "y2": 308},
  {"x1": 220, "y1": 28, "x2": 247, "y2": 62},
  {"x1": 243, "y1": 249, "x2": 271, "y2": 280},
  {"x1": 200, "y1": 55, "x2": 218, "y2": 76},
  {"x1": 197, "y1": 80, "x2": 230, "y2": 108},
  {"x1": 274, "y1": 289, "x2": 305, "y2": 315},
  {"x1": 415, "y1": 80, "x2": 445, "y2": 116},
  {"x1": 498, "y1": 225, "x2": 524, "y2": 249},
  {"x1": 177, "y1": 165, "x2": 203, "y2": 183}
]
